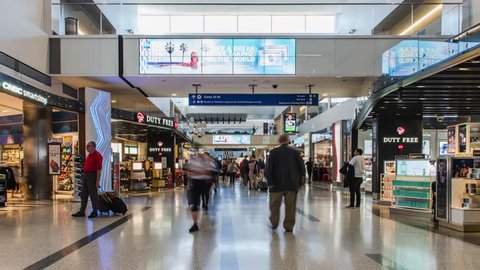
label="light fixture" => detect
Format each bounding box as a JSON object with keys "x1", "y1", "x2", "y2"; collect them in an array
[
  {"x1": 322, "y1": 93, "x2": 328, "y2": 97},
  {"x1": 171, "y1": 93, "x2": 177, "y2": 97},
  {"x1": 348, "y1": 29, "x2": 357, "y2": 34},
  {"x1": 111, "y1": 100, "x2": 117, "y2": 103},
  {"x1": 400, "y1": 4, "x2": 443, "y2": 35}
]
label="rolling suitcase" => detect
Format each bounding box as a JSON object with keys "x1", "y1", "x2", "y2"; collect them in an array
[
  {"x1": 109, "y1": 197, "x2": 128, "y2": 215},
  {"x1": 98, "y1": 193, "x2": 112, "y2": 215},
  {"x1": 258, "y1": 181, "x2": 269, "y2": 192}
]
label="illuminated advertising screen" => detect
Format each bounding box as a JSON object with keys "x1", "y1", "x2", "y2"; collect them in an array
[
  {"x1": 382, "y1": 40, "x2": 463, "y2": 77},
  {"x1": 212, "y1": 135, "x2": 251, "y2": 144},
  {"x1": 139, "y1": 38, "x2": 295, "y2": 75},
  {"x1": 284, "y1": 113, "x2": 296, "y2": 133}
]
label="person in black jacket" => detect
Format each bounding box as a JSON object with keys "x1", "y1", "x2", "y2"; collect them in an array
[{"x1": 266, "y1": 133, "x2": 305, "y2": 232}]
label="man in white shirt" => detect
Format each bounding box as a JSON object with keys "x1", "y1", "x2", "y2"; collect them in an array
[{"x1": 347, "y1": 148, "x2": 365, "y2": 208}]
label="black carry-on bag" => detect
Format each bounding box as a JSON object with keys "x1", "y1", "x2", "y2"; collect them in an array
[
  {"x1": 258, "y1": 180, "x2": 269, "y2": 192},
  {"x1": 98, "y1": 192, "x2": 112, "y2": 215},
  {"x1": 109, "y1": 196, "x2": 128, "y2": 215}
]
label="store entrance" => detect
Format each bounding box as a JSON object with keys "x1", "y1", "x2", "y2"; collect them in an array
[
  {"x1": 0, "y1": 93, "x2": 80, "y2": 200},
  {"x1": 0, "y1": 93, "x2": 24, "y2": 199}
]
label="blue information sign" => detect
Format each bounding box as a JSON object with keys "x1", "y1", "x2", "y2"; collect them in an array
[{"x1": 188, "y1": 93, "x2": 318, "y2": 106}]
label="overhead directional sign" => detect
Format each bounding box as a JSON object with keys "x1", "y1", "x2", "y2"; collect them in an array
[{"x1": 188, "y1": 93, "x2": 318, "y2": 106}]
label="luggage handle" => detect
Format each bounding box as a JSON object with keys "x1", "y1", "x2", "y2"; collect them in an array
[{"x1": 98, "y1": 187, "x2": 113, "y2": 204}]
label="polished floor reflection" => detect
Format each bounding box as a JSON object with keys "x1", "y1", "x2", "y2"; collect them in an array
[{"x1": 1, "y1": 181, "x2": 480, "y2": 270}]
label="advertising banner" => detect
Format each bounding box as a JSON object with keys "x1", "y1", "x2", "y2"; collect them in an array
[
  {"x1": 284, "y1": 113, "x2": 297, "y2": 133},
  {"x1": 47, "y1": 138, "x2": 62, "y2": 175},
  {"x1": 436, "y1": 158, "x2": 448, "y2": 220},
  {"x1": 447, "y1": 126, "x2": 456, "y2": 153},
  {"x1": 140, "y1": 38, "x2": 295, "y2": 75},
  {"x1": 382, "y1": 40, "x2": 462, "y2": 77},
  {"x1": 213, "y1": 135, "x2": 251, "y2": 144}
]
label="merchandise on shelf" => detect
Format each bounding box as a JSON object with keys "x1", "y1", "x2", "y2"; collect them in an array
[
  {"x1": 73, "y1": 155, "x2": 84, "y2": 199},
  {"x1": 56, "y1": 143, "x2": 73, "y2": 192},
  {"x1": 392, "y1": 159, "x2": 433, "y2": 211}
]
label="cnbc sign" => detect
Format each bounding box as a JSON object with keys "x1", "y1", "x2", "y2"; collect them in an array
[{"x1": 1, "y1": 80, "x2": 48, "y2": 105}]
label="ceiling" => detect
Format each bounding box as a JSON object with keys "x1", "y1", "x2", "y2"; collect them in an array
[
  {"x1": 369, "y1": 54, "x2": 480, "y2": 129},
  {"x1": 0, "y1": 93, "x2": 23, "y2": 117},
  {"x1": 54, "y1": 75, "x2": 372, "y2": 118}
]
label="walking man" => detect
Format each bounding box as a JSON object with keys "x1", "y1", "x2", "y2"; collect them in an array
[
  {"x1": 347, "y1": 149, "x2": 365, "y2": 208},
  {"x1": 72, "y1": 141, "x2": 103, "y2": 218},
  {"x1": 305, "y1": 157, "x2": 313, "y2": 184},
  {"x1": 267, "y1": 134, "x2": 305, "y2": 232}
]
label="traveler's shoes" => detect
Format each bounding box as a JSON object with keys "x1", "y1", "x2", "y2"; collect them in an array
[
  {"x1": 285, "y1": 229, "x2": 293, "y2": 232},
  {"x1": 356, "y1": 205, "x2": 360, "y2": 208},
  {"x1": 71, "y1": 212, "x2": 85, "y2": 217},
  {"x1": 202, "y1": 206, "x2": 208, "y2": 210},
  {"x1": 88, "y1": 212, "x2": 98, "y2": 218},
  {"x1": 189, "y1": 223, "x2": 199, "y2": 233},
  {"x1": 346, "y1": 205, "x2": 355, "y2": 208}
]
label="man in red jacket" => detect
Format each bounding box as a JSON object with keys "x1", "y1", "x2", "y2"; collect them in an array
[{"x1": 72, "y1": 141, "x2": 103, "y2": 218}]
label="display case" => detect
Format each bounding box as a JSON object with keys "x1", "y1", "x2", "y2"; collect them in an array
[
  {"x1": 392, "y1": 159, "x2": 433, "y2": 211},
  {"x1": 129, "y1": 161, "x2": 149, "y2": 191},
  {"x1": 363, "y1": 156, "x2": 372, "y2": 192},
  {"x1": 56, "y1": 143, "x2": 73, "y2": 193}
]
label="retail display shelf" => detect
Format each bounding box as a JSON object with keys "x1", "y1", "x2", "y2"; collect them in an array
[
  {"x1": 452, "y1": 207, "x2": 480, "y2": 211},
  {"x1": 394, "y1": 195, "x2": 430, "y2": 200}
]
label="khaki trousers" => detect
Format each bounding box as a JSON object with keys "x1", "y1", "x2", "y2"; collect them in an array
[{"x1": 269, "y1": 191, "x2": 297, "y2": 231}]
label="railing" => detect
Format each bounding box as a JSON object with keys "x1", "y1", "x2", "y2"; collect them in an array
[{"x1": 51, "y1": 2, "x2": 480, "y2": 37}]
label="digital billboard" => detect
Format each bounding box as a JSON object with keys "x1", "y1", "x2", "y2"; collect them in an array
[
  {"x1": 139, "y1": 38, "x2": 295, "y2": 75},
  {"x1": 382, "y1": 40, "x2": 462, "y2": 77},
  {"x1": 213, "y1": 135, "x2": 251, "y2": 145},
  {"x1": 284, "y1": 113, "x2": 297, "y2": 133}
]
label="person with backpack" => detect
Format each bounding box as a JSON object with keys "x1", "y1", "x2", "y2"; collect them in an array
[{"x1": 227, "y1": 159, "x2": 239, "y2": 185}]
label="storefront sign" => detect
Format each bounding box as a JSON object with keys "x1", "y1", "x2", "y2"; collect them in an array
[
  {"x1": 189, "y1": 93, "x2": 318, "y2": 106},
  {"x1": 383, "y1": 137, "x2": 419, "y2": 143},
  {"x1": 136, "y1": 112, "x2": 174, "y2": 129},
  {"x1": 1, "y1": 80, "x2": 48, "y2": 105},
  {"x1": 47, "y1": 138, "x2": 62, "y2": 175}
]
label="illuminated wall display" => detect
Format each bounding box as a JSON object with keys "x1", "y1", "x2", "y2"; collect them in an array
[
  {"x1": 213, "y1": 135, "x2": 251, "y2": 144},
  {"x1": 139, "y1": 38, "x2": 295, "y2": 75},
  {"x1": 284, "y1": 113, "x2": 297, "y2": 133}
]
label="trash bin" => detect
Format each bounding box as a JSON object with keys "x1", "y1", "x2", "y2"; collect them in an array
[{"x1": 65, "y1": 17, "x2": 78, "y2": 35}]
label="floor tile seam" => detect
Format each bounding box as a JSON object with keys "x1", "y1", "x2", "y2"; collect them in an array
[{"x1": 22, "y1": 207, "x2": 151, "y2": 270}]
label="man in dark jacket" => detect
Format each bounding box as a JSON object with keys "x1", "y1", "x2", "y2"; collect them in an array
[{"x1": 267, "y1": 133, "x2": 305, "y2": 232}]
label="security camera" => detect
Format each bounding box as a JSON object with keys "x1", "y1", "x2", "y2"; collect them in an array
[
  {"x1": 436, "y1": 114, "x2": 445, "y2": 123},
  {"x1": 272, "y1": 84, "x2": 278, "y2": 89}
]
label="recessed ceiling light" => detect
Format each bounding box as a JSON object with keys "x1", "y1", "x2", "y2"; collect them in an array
[
  {"x1": 1, "y1": 110, "x2": 9, "y2": 113},
  {"x1": 322, "y1": 93, "x2": 328, "y2": 97},
  {"x1": 417, "y1": 85, "x2": 426, "y2": 88},
  {"x1": 111, "y1": 100, "x2": 117, "y2": 103},
  {"x1": 172, "y1": 93, "x2": 177, "y2": 97}
]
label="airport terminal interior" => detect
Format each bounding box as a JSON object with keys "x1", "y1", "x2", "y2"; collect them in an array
[{"x1": 1, "y1": 0, "x2": 480, "y2": 269}]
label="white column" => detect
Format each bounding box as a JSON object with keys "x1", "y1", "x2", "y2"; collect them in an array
[{"x1": 84, "y1": 87, "x2": 112, "y2": 191}]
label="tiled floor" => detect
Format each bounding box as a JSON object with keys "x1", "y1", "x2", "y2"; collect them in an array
[{"x1": 1, "y1": 180, "x2": 480, "y2": 270}]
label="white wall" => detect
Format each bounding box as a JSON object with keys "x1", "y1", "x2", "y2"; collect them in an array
[
  {"x1": 298, "y1": 98, "x2": 357, "y2": 136},
  {"x1": 57, "y1": 37, "x2": 118, "y2": 75},
  {"x1": 0, "y1": 0, "x2": 49, "y2": 73}
]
